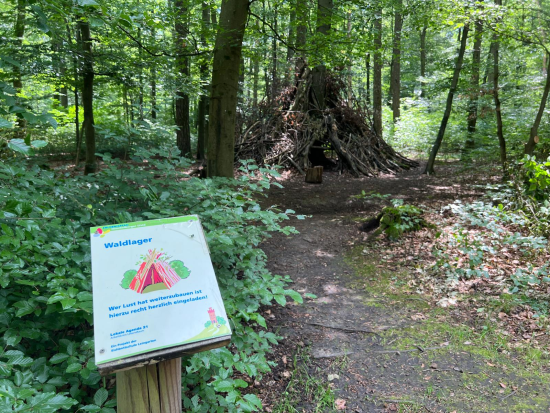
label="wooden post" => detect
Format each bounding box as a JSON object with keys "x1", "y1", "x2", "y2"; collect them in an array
[
  {"x1": 305, "y1": 166, "x2": 323, "y2": 183},
  {"x1": 116, "y1": 358, "x2": 181, "y2": 413}
]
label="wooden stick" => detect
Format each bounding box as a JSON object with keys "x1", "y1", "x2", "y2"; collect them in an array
[{"x1": 117, "y1": 358, "x2": 181, "y2": 413}]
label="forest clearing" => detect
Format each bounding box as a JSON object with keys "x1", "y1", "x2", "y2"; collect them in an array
[{"x1": 1, "y1": 0, "x2": 550, "y2": 411}]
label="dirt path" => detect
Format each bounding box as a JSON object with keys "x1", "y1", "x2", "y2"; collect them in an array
[{"x1": 256, "y1": 165, "x2": 550, "y2": 413}]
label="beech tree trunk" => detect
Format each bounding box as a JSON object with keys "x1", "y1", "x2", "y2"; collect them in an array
[
  {"x1": 424, "y1": 24, "x2": 470, "y2": 175},
  {"x1": 79, "y1": 19, "x2": 97, "y2": 175},
  {"x1": 13, "y1": 0, "x2": 26, "y2": 137},
  {"x1": 391, "y1": 0, "x2": 403, "y2": 122},
  {"x1": 197, "y1": 2, "x2": 210, "y2": 160},
  {"x1": 295, "y1": 0, "x2": 307, "y2": 76},
  {"x1": 373, "y1": 6, "x2": 383, "y2": 138},
  {"x1": 525, "y1": 53, "x2": 550, "y2": 155},
  {"x1": 174, "y1": 0, "x2": 191, "y2": 157},
  {"x1": 207, "y1": 0, "x2": 249, "y2": 178},
  {"x1": 286, "y1": 5, "x2": 296, "y2": 85},
  {"x1": 271, "y1": 6, "x2": 278, "y2": 100},
  {"x1": 366, "y1": 53, "x2": 371, "y2": 106},
  {"x1": 465, "y1": 14, "x2": 483, "y2": 150},
  {"x1": 420, "y1": 27, "x2": 427, "y2": 98},
  {"x1": 493, "y1": 0, "x2": 506, "y2": 173}
]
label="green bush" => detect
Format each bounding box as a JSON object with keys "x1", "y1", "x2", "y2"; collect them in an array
[{"x1": 0, "y1": 147, "x2": 302, "y2": 412}]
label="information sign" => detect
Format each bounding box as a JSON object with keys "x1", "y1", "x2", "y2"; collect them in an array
[{"x1": 90, "y1": 215, "x2": 231, "y2": 375}]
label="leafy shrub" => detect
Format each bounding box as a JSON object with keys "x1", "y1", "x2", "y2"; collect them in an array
[
  {"x1": 352, "y1": 192, "x2": 431, "y2": 239},
  {"x1": 432, "y1": 201, "x2": 549, "y2": 293},
  {"x1": 0, "y1": 147, "x2": 302, "y2": 412},
  {"x1": 377, "y1": 200, "x2": 429, "y2": 239}
]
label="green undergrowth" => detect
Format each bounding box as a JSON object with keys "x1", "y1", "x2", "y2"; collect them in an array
[
  {"x1": 0, "y1": 148, "x2": 303, "y2": 412},
  {"x1": 345, "y1": 248, "x2": 550, "y2": 412}
]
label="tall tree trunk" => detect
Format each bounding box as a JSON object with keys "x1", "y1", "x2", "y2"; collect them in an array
[
  {"x1": 366, "y1": 53, "x2": 371, "y2": 106},
  {"x1": 79, "y1": 19, "x2": 96, "y2": 175},
  {"x1": 420, "y1": 26, "x2": 427, "y2": 98},
  {"x1": 465, "y1": 13, "x2": 483, "y2": 150},
  {"x1": 138, "y1": 28, "x2": 144, "y2": 121},
  {"x1": 391, "y1": 0, "x2": 403, "y2": 122},
  {"x1": 174, "y1": 0, "x2": 191, "y2": 157},
  {"x1": 207, "y1": 0, "x2": 249, "y2": 178},
  {"x1": 151, "y1": 76, "x2": 157, "y2": 119},
  {"x1": 316, "y1": 0, "x2": 333, "y2": 35},
  {"x1": 347, "y1": 11, "x2": 352, "y2": 103},
  {"x1": 295, "y1": 0, "x2": 307, "y2": 76},
  {"x1": 197, "y1": 1, "x2": 210, "y2": 160},
  {"x1": 424, "y1": 24, "x2": 470, "y2": 175},
  {"x1": 286, "y1": 4, "x2": 296, "y2": 85},
  {"x1": 311, "y1": 0, "x2": 333, "y2": 109},
  {"x1": 252, "y1": 24, "x2": 259, "y2": 109},
  {"x1": 373, "y1": 6, "x2": 383, "y2": 138},
  {"x1": 493, "y1": 0, "x2": 506, "y2": 173},
  {"x1": 271, "y1": 6, "x2": 278, "y2": 100},
  {"x1": 525, "y1": 53, "x2": 550, "y2": 155},
  {"x1": 13, "y1": 0, "x2": 26, "y2": 137}
]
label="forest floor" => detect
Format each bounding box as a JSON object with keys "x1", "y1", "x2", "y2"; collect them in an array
[{"x1": 252, "y1": 162, "x2": 550, "y2": 413}]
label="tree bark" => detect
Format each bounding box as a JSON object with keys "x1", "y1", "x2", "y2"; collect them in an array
[
  {"x1": 295, "y1": 0, "x2": 307, "y2": 76},
  {"x1": 492, "y1": 0, "x2": 506, "y2": 173},
  {"x1": 316, "y1": 0, "x2": 333, "y2": 36},
  {"x1": 79, "y1": 19, "x2": 97, "y2": 175},
  {"x1": 391, "y1": 0, "x2": 403, "y2": 122},
  {"x1": 420, "y1": 27, "x2": 427, "y2": 98},
  {"x1": 424, "y1": 24, "x2": 470, "y2": 175},
  {"x1": 366, "y1": 53, "x2": 371, "y2": 106},
  {"x1": 13, "y1": 0, "x2": 26, "y2": 137},
  {"x1": 207, "y1": 0, "x2": 249, "y2": 178},
  {"x1": 525, "y1": 53, "x2": 550, "y2": 155},
  {"x1": 373, "y1": 6, "x2": 383, "y2": 138},
  {"x1": 465, "y1": 14, "x2": 483, "y2": 150},
  {"x1": 197, "y1": 2, "x2": 210, "y2": 160},
  {"x1": 174, "y1": 0, "x2": 191, "y2": 157},
  {"x1": 271, "y1": 6, "x2": 278, "y2": 100}
]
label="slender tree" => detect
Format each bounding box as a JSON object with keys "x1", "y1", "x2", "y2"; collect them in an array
[
  {"x1": 13, "y1": 0, "x2": 26, "y2": 137},
  {"x1": 420, "y1": 26, "x2": 427, "y2": 98},
  {"x1": 174, "y1": 0, "x2": 191, "y2": 157},
  {"x1": 391, "y1": 0, "x2": 403, "y2": 122},
  {"x1": 492, "y1": 0, "x2": 506, "y2": 173},
  {"x1": 207, "y1": 0, "x2": 249, "y2": 177},
  {"x1": 465, "y1": 9, "x2": 483, "y2": 150},
  {"x1": 373, "y1": 4, "x2": 383, "y2": 137},
  {"x1": 424, "y1": 24, "x2": 470, "y2": 175},
  {"x1": 78, "y1": 18, "x2": 97, "y2": 175},
  {"x1": 197, "y1": 2, "x2": 210, "y2": 160}
]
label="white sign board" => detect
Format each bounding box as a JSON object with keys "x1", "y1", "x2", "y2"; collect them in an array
[{"x1": 90, "y1": 215, "x2": 231, "y2": 368}]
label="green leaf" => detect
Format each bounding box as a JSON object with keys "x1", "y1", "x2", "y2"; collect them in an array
[
  {"x1": 66, "y1": 362, "x2": 82, "y2": 373},
  {"x1": 49, "y1": 353, "x2": 69, "y2": 364},
  {"x1": 284, "y1": 289, "x2": 303, "y2": 304},
  {"x1": 213, "y1": 380, "x2": 234, "y2": 392},
  {"x1": 274, "y1": 294, "x2": 286, "y2": 306},
  {"x1": 94, "y1": 388, "x2": 108, "y2": 407},
  {"x1": 7, "y1": 138, "x2": 30, "y2": 154},
  {"x1": 78, "y1": 0, "x2": 99, "y2": 5},
  {"x1": 31, "y1": 140, "x2": 48, "y2": 148},
  {"x1": 243, "y1": 393, "x2": 262, "y2": 408},
  {"x1": 0, "y1": 118, "x2": 13, "y2": 128}
]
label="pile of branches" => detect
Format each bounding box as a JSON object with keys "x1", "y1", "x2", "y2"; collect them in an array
[{"x1": 235, "y1": 66, "x2": 418, "y2": 176}]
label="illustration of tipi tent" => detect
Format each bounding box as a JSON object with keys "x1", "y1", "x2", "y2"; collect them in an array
[{"x1": 129, "y1": 249, "x2": 181, "y2": 294}]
